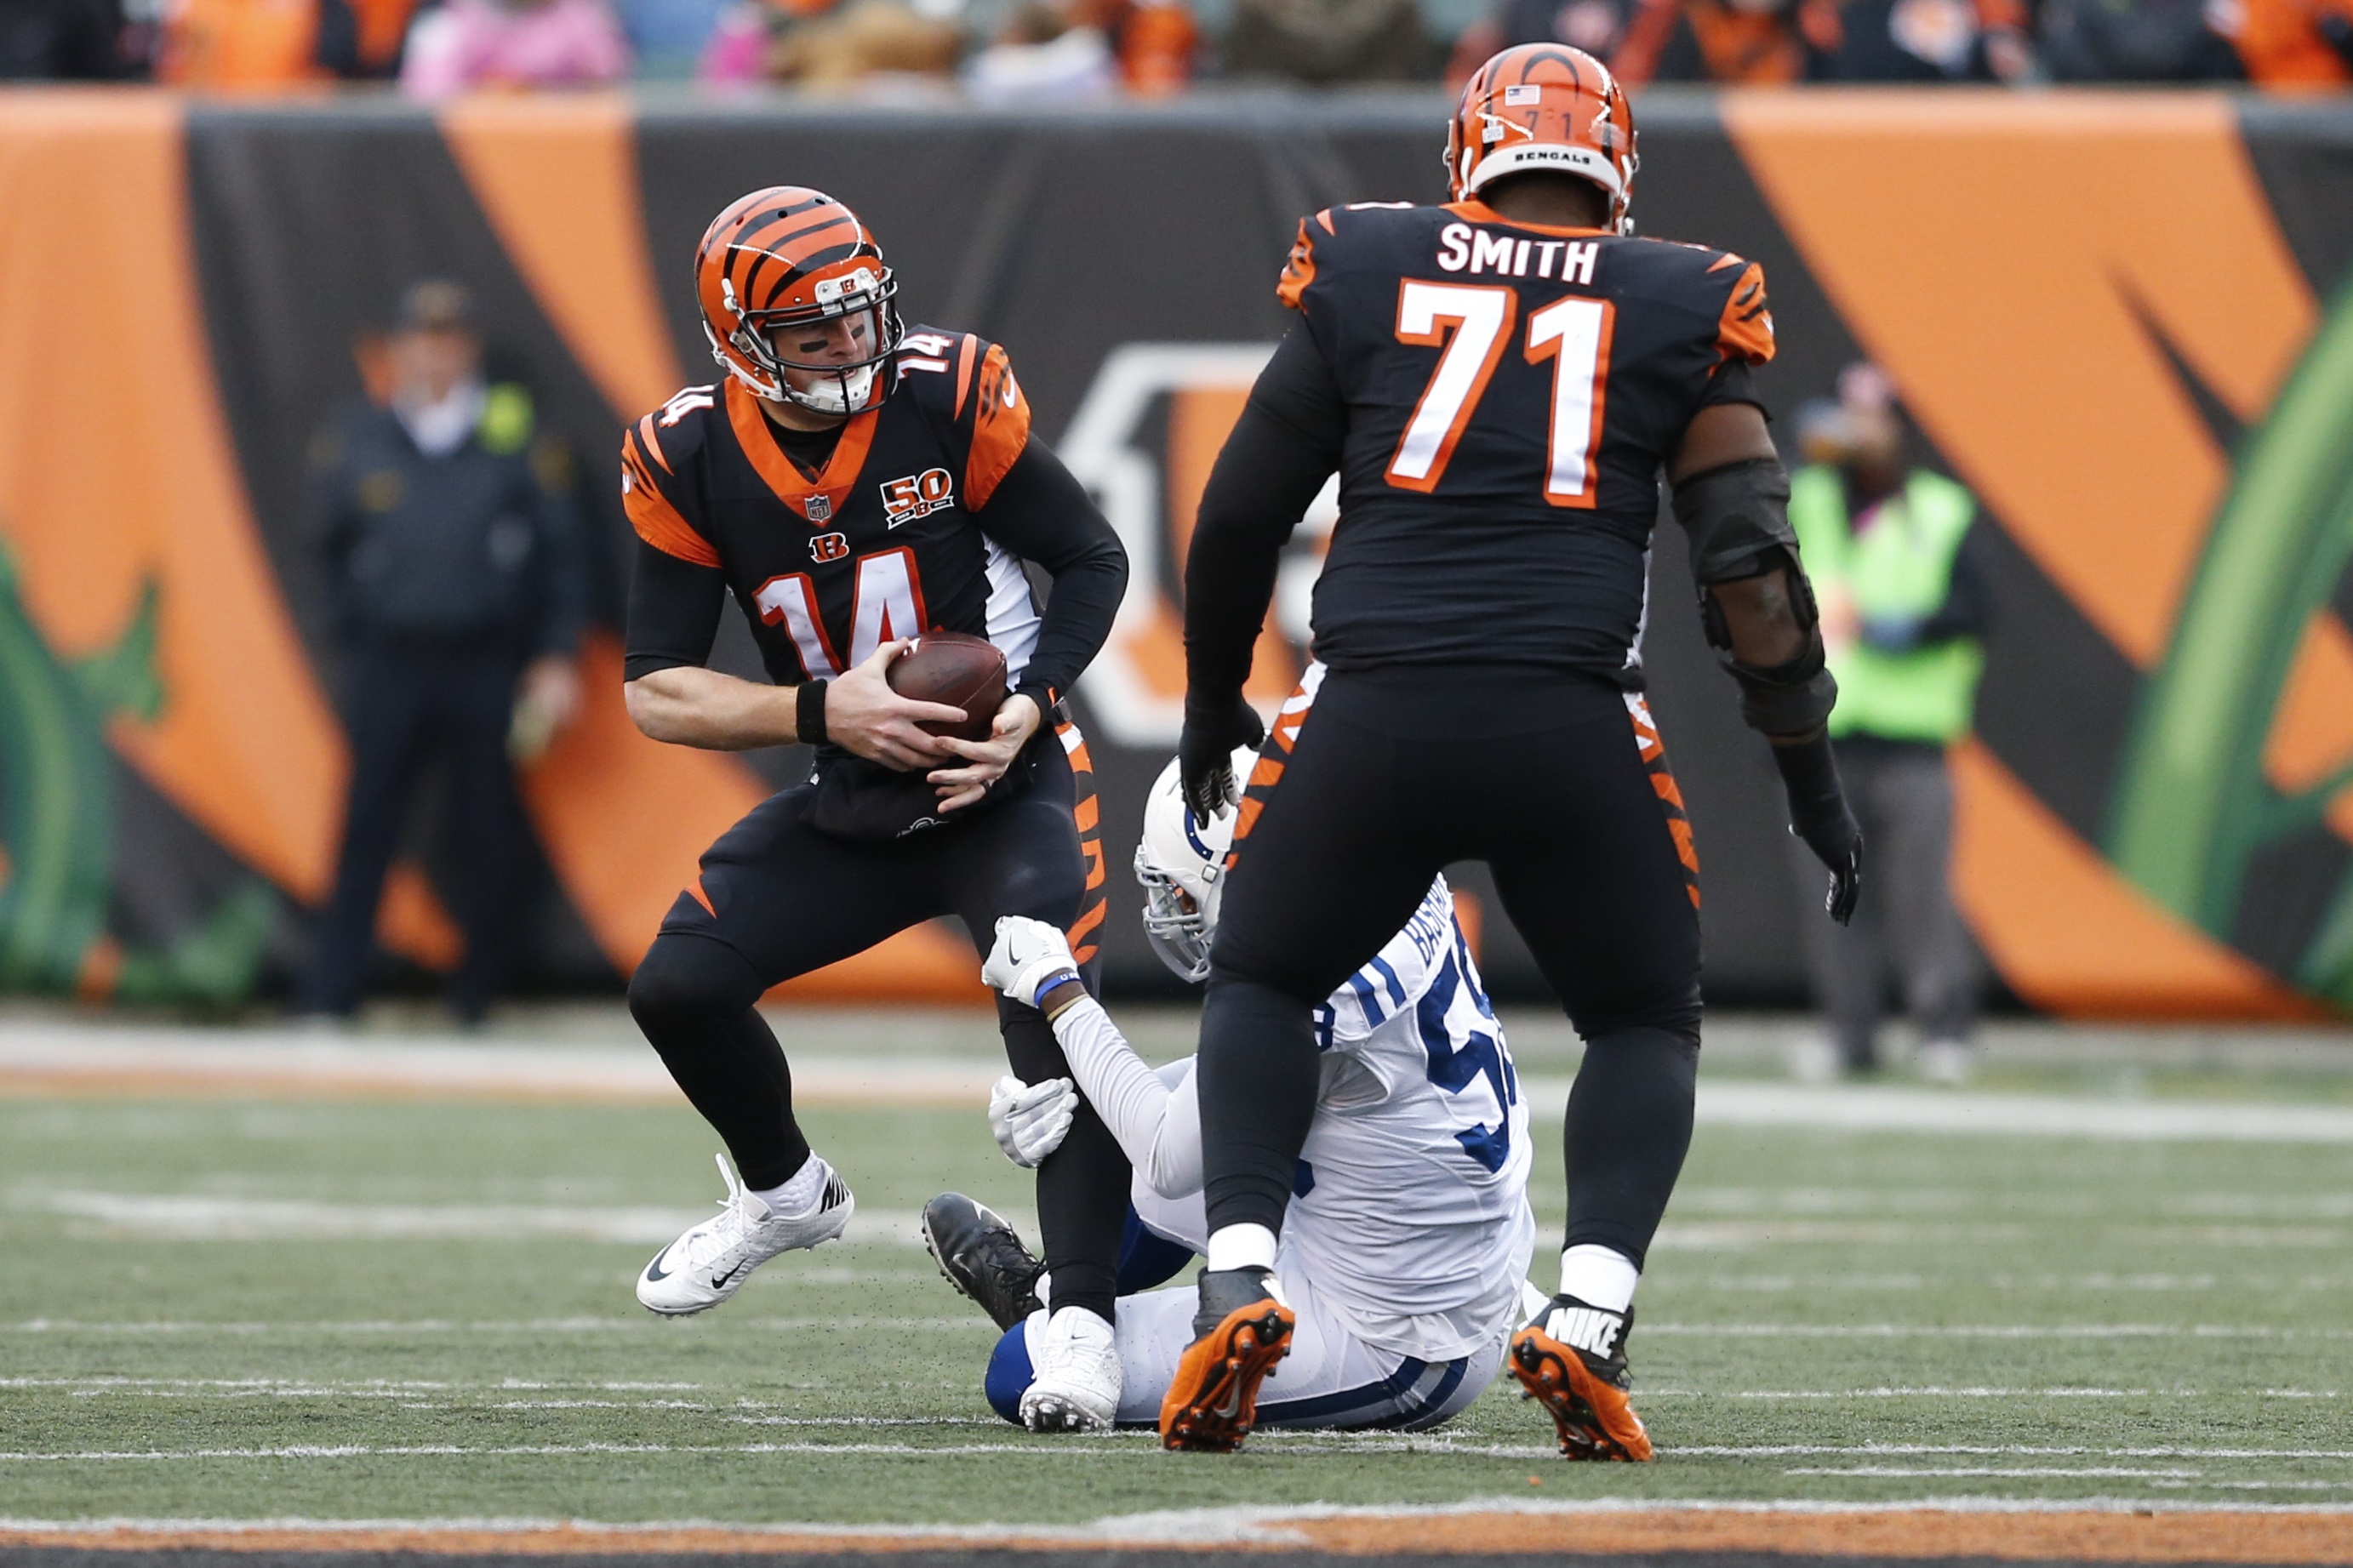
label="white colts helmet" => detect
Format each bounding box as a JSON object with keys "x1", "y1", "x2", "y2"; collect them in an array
[{"x1": 1134, "y1": 747, "x2": 1262, "y2": 984}]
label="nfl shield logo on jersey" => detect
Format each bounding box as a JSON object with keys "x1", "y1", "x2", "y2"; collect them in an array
[{"x1": 805, "y1": 493, "x2": 833, "y2": 523}]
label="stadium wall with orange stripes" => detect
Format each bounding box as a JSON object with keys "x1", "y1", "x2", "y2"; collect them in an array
[{"x1": 1, "y1": 88, "x2": 2350, "y2": 1018}]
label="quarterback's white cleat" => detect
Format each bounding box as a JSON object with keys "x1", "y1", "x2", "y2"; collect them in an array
[
  {"x1": 1019, "y1": 1306, "x2": 1122, "y2": 1432},
  {"x1": 636, "y1": 1153, "x2": 853, "y2": 1316}
]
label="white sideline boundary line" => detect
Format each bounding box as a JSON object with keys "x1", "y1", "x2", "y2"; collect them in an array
[
  {"x1": 0, "y1": 1029, "x2": 989, "y2": 1106},
  {"x1": 9, "y1": 1024, "x2": 2353, "y2": 1140}
]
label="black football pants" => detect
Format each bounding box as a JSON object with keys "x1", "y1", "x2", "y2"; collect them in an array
[
  {"x1": 302, "y1": 642, "x2": 534, "y2": 1023},
  {"x1": 626, "y1": 729, "x2": 1132, "y2": 1321},
  {"x1": 1199, "y1": 665, "x2": 1704, "y2": 1270}
]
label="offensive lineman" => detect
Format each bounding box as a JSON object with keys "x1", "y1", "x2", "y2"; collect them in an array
[
  {"x1": 927, "y1": 750, "x2": 1533, "y2": 1434},
  {"x1": 1163, "y1": 47, "x2": 1864, "y2": 1456},
  {"x1": 617, "y1": 188, "x2": 1134, "y2": 1430}
]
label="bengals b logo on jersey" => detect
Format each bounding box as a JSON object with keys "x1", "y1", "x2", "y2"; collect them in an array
[{"x1": 808, "y1": 531, "x2": 849, "y2": 562}]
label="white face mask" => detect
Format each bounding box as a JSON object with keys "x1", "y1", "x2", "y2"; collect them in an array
[
  {"x1": 395, "y1": 378, "x2": 488, "y2": 457},
  {"x1": 782, "y1": 361, "x2": 880, "y2": 418}
]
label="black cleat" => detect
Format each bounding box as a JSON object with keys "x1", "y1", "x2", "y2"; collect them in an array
[{"x1": 920, "y1": 1192, "x2": 1043, "y2": 1332}]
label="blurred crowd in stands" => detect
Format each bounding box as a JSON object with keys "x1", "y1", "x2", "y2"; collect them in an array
[{"x1": 3, "y1": 0, "x2": 2347, "y2": 101}]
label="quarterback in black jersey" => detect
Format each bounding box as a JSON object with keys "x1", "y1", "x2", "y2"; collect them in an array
[
  {"x1": 1158, "y1": 47, "x2": 1864, "y2": 1457},
  {"x1": 619, "y1": 187, "x2": 1134, "y2": 1433}
]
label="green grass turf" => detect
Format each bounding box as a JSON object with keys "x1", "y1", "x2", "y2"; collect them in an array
[{"x1": 3, "y1": 1090, "x2": 2350, "y2": 1525}]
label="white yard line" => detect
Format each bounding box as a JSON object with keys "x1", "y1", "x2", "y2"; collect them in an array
[
  {"x1": 8, "y1": 1436, "x2": 2353, "y2": 1466},
  {"x1": 1, "y1": 1316, "x2": 993, "y2": 1333},
  {"x1": 3, "y1": 1316, "x2": 2337, "y2": 1338},
  {"x1": 23, "y1": 1188, "x2": 2343, "y2": 1252},
  {"x1": 10, "y1": 1380, "x2": 2336, "y2": 1405},
  {"x1": 1785, "y1": 1465, "x2": 2210, "y2": 1480},
  {"x1": 1643, "y1": 1322, "x2": 2350, "y2": 1337},
  {"x1": 9, "y1": 1190, "x2": 980, "y2": 1247},
  {"x1": 1684, "y1": 1457, "x2": 2353, "y2": 1467},
  {"x1": 0, "y1": 1442, "x2": 1141, "y2": 1463}
]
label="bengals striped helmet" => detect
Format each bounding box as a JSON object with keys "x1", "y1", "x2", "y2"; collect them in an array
[
  {"x1": 1446, "y1": 45, "x2": 1640, "y2": 234},
  {"x1": 695, "y1": 186, "x2": 905, "y2": 417}
]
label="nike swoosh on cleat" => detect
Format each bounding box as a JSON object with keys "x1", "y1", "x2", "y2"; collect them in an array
[
  {"x1": 643, "y1": 1248, "x2": 677, "y2": 1283},
  {"x1": 710, "y1": 1260, "x2": 747, "y2": 1289}
]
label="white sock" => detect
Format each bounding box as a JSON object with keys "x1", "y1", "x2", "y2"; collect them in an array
[
  {"x1": 1205, "y1": 1223, "x2": 1277, "y2": 1273},
  {"x1": 1559, "y1": 1245, "x2": 1639, "y2": 1314},
  {"x1": 752, "y1": 1155, "x2": 828, "y2": 1217}
]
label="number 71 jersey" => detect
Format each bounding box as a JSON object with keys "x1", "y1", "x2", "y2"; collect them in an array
[{"x1": 1276, "y1": 197, "x2": 1774, "y2": 682}]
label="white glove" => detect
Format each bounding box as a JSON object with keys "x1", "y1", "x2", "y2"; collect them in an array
[
  {"x1": 990, "y1": 1073, "x2": 1077, "y2": 1167},
  {"x1": 983, "y1": 915, "x2": 1081, "y2": 1010}
]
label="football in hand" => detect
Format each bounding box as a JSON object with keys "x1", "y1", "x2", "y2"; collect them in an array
[{"x1": 887, "y1": 631, "x2": 1007, "y2": 744}]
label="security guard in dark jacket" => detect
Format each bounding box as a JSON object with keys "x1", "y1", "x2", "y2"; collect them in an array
[{"x1": 300, "y1": 281, "x2": 587, "y2": 1023}]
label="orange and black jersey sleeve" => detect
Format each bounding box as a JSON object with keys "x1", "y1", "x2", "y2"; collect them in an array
[
  {"x1": 621, "y1": 397, "x2": 721, "y2": 567},
  {"x1": 620, "y1": 390, "x2": 730, "y2": 682}
]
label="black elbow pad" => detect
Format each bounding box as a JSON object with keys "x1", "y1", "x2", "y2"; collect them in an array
[
  {"x1": 1728, "y1": 630, "x2": 1839, "y2": 738},
  {"x1": 1672, "y1": 456, "x2": 1798, "y2": 587}
]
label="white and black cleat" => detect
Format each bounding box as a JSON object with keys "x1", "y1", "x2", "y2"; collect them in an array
[
  {"x1": 1019, "y1": 1306, "x2": 1122, "y2": 1433},
  {"x1": 636, "y1": 1152, "x2": 853, "y2": 1316}
]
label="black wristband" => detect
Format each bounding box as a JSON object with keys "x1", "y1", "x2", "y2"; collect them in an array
[
  {"x1": 797, "y1": 679, "x2": 829, "y2": 747},
  {"x1": 1770, "y1": 730, "x2": 1843, "y2": 820}
]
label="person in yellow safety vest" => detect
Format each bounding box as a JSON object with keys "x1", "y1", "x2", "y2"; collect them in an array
[{"x1": 1784, "y1": 364, "x2": 1990, "y2": 1086}]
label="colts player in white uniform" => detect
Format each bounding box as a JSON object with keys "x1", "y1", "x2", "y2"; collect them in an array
[{"x1": 928, "y1": 748, "x2": 1538, "y2": 1434}]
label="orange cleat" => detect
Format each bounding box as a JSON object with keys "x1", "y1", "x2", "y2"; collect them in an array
[
  {"x1": 1510, "y1": 1299, "x2": 1654, "y2": 1462},
  {"x1": 1158, "y1": 1269, "x2": 1295, "y2": 1452}
]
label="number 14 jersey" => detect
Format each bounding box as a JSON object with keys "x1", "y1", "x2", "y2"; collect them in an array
[
  {"x1": 1272, "y1": 197, "x2": 1775, "y2": 683},
  {"x1": 620, "y1": 327, "x2": 1045, "y2": 694}
]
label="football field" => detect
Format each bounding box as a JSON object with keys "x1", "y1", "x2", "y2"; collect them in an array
[{"x1": 4, "y1": 1006, "x2": 2353, "y2": 1558}]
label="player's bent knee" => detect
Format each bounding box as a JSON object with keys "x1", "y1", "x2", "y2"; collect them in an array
[
  {"x1": 989, "y1": 858, "x2": 1085, "y2": 929},
  {"x1": 626, "y1": 932, "x2": 767, "y2": 1029},
  {"x1": 984, "y1": 1317, "x2": 1037, "y2": 1424}
]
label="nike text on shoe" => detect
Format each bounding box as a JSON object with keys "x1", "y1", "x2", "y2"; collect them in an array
[
  {"x1": 1158, "y1": 1266, "x2": 1294, "y2": 1452},
  {"x1": 921, "y1": 1191, "x2": 1043, "y2": 1332},
  {"x1": 1019, "y1": 1306, "x2": 1122, "y2": 1432},
  {"x1": 1510, "y1": 1291, "x2": 1653, "y2": 1462},
  {"x1": 635, "y1": 1153, "x2": 854, "y2": 1316}
]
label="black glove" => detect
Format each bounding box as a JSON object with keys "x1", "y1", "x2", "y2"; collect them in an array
[
  {"x1": 1178, "y1": 692, "x2": 1266, "y2": 824},
  {"x1": 1771, "y1": 732, "x2": 1864, "y2": 926}
]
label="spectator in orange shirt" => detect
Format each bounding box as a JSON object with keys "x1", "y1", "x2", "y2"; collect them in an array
[
  {"x1": 1079, "y1": 0, "x2": 1196, "y2": 91},
  {"x1": 2227, "y1": 0, "x2": 2353, "y2": 84},
  {"x1": 155, "y1": 0, "x2": 351, "y2": 86},
  {"x1": 1453, "y1": 0, "x2": 2030, "y2": 84},
  {"x1": 1450, "y1": 0, "x2": 1829, "y2": 87}
]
